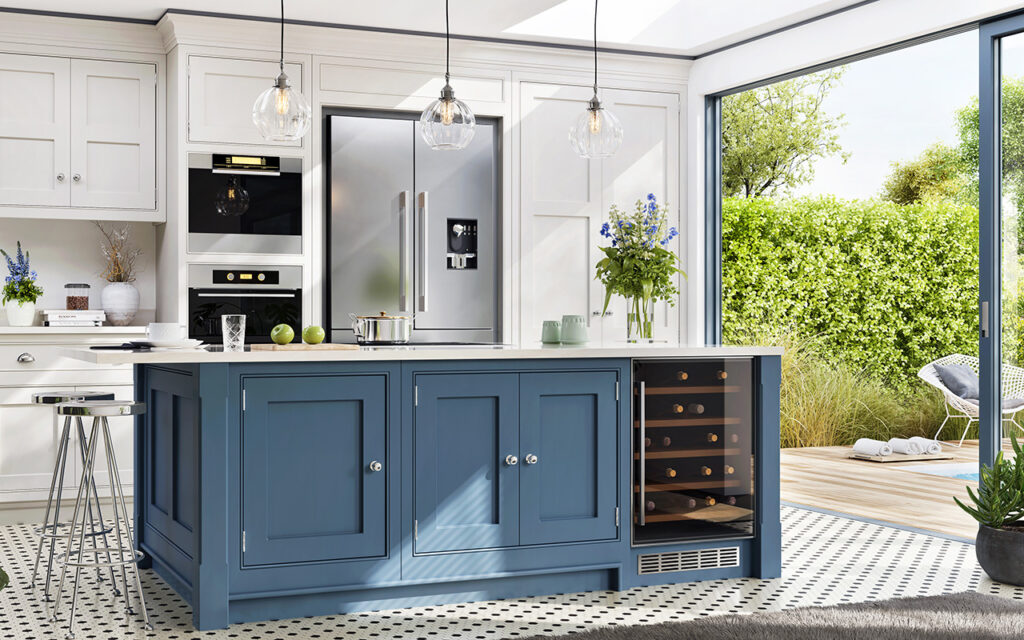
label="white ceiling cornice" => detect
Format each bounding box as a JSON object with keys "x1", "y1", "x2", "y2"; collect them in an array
[{"x1": 0, "y1": 11, "x2": 163, "y2": 54}]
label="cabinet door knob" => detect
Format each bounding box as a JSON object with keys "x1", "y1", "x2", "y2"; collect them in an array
[
  {"x1": 368, "y1": 460, "x2": 383, "y2": 472},
  {"x1": 56, "y1": 173, "x2": 66, "y2": 183},
  {"x1": 17, "y1": 352, "x2": 35, "y2": 363},
  {"x1": 504, "y1": 454, "x2": 518, "y2": 466},
  {"x1": 72, "y1": 173, "x2": 82, "y2": 183},
  {"x1": 524, "y1": 453, "x2": 538, "y2": 465}
]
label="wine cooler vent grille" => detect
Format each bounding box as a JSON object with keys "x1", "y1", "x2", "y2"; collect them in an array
[{"x1": 637, "y1": 547, "x2": 740, "y2": 575}]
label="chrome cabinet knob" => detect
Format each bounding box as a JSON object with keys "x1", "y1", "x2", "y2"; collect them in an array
[
  {"x1": 368, "y1": 460, "x2": 383, "y2": 472},
  {"x1": 17, "y1": 352, "x2": 35, "y2": 363},
  {"x1": 72, "y1": 173, "x2": 82, "y2": 183},
  {"x1": 524, "y1": 453, "x2": 538, "y2": 465},
  {"x1": 504, "y1": 454, "x2": 518, "y2": 466},
  {"x1": 56, "y1": 173, "x2": 65, "y2": 183}
]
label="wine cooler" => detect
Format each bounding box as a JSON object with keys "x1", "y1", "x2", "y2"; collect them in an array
[{"x1": 633, "y1": 358, "x2": 755, "y2": 545}]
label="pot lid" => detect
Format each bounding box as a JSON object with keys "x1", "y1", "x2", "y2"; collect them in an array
[{"x1": 354, "y1": 310, "x2": 411, "y2": 319}]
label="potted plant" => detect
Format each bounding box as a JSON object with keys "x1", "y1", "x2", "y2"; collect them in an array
[
  {"x1": 95, "y1": 222, "x2": 142, "y2": 326},
  {"x1": 954, "y1": 435, "x2": 1024, "y2": 586},
  {"x1": 2, "y1": 241, "x2": 43, "y2": 326},
  {"x1": 595, "y1": 193, "x2": 683, "y2": 342}
]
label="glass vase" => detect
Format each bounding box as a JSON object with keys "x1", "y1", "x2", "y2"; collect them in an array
[{"x1": 626, "y1": 296, "x2": 655, "y2": 342}]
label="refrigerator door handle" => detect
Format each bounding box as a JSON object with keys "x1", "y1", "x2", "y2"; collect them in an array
[
  {"x1": 399, "y1": 190, "x2": 412, "y2": 312},
  {"x1": 417, "y1": 191, "x2": 429, "y2": 313}
]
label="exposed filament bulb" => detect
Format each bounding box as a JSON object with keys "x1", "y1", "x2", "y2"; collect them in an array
[
  {"x1": 440, "y1": 99, "x2": 455, "y2": 126},
  {"x1": 588, "y1": 109, "x2": 602, "y2": 134}
]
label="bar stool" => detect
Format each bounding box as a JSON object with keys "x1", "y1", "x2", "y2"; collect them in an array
[
  {"x1": 49, "y1": 400, "x2": 152, "y2": 639},
  {"x1": 29, "y1": 391, "x2": 118, "y2": 602}
]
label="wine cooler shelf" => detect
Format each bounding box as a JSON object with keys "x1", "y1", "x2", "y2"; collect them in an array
[{"x1": 633, "y1": 358, "x2": 756, "y2": 545}]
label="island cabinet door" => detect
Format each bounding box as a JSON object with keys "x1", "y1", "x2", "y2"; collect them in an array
[
  {"x1": 519, "y1": 372, "x2": 619, "y2": 546},
  {"x1": 241, "y1": 375, "x2": 387, "y2": 566},
  {"x1": 413, "y1": 373, "x2": 519, "y2": 553}
]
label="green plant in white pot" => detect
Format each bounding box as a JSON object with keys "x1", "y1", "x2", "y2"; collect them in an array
[
  {"x1": 955, "y1": 435, "x2": 1024, "y2": 586},
  {"x1": 1, "y1": 241, "x2": 43, "y2": 326},
  {"x1": 96, "y1": 222, "x2": 142, "y2": 326}
]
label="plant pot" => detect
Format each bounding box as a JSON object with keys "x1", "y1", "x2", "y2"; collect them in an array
[
  {"x1": 101, "y1": 282, "x2": 139, "y2": 326},
  {"x1": 976, "y1": 524, "x2": 1024, "y2": 586},
  {"x1": 3, "y1": 300, "x2": 35, "y2": 326}
]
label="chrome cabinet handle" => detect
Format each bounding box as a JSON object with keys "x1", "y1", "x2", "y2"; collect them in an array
[
  {"x1": 417, "y1": 191, "x2": 428, "y2": 313},
  {"x1": 399, "y1": 190, "x2": 412, "y2": 312},
  {"x1": 17, "y1": 352, "x2": 35, "y2": 363},
  {"x1": 504, "y1": 454, "x2": 518, "y2": 466},
  {"x1": 524, "y1": 453, "x2": 538, "y2": 465},
  {"x1": 638, "y1": 380, "x2": 646, "y2": 527},
  {"x1": 56, "y1": 173, "x2": 66, "y2": 183},
  {"x1": 72, "y1": 173, "x2": 82, "y2": 183},
  {"x1": 592, "y1": 310, "x2": 613, "y2": 317},
  {"x1": 368, "y1": 460, "x2": 383, "y2": 472}
]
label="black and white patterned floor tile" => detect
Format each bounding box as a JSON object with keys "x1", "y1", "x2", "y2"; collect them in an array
[{"x1": 1, "y1": 506, "x2": 1022, "y2": 639}]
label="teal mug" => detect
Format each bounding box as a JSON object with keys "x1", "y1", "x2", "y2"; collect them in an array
[
  {"x1": 560, "y1": 314, "x2": 588, "y2": 344},
  {"x1": 541, "y1": 320, "x2": 561, "y2": 344}
]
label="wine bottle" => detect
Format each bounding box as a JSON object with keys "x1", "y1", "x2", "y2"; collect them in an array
[
  {"x1": 706, "y1": 432, "x2": 719, "y2": 443},
  {"x1": 676, "y1": 371, "x2": 689, "y2": 382},
  {"x1": 644, "y1": 436, "x2": 652, "y2": 448},
  {"x1": 716, "y1": 370, "x2": 728, "y2": 381},
  {"x1": 699, "y1": 465, "x2": 713, "y2": 476},
  {"x1": 645, "y1": 500, "x2": 656, "y2": 512},
  {"x1": 672, "y1": 403, "x2": 685, "y2": 414},
  {"x1": 688, "y1": 403, "x2": 706, "y2": 415},
  {"x1": 689, "y1": 490, "x2": 734, "y2": 507},
  {"x1": 664, "y1": 466, "x2": 679, "y2": 479},
  {"x1": 724, "y1": 465, "x2": 736, "y2": 475},
  {"x1": 649, "y1": 493, "x2": 698, "y2": 512},
  {"x1": 729, "y1": 433, "x2": 740, "y2": 444}
]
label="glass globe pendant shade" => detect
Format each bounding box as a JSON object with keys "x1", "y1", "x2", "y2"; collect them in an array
[
  {"x1": 252, "y1": 72, "x2": 311, "y2": 142},
  {"x1": 215, "y1": 176, "x2": 249, "y2": 217},
  {"x1": 420, "y1": 84, "x2": 476, "y2": 150},
  {"x1": 569, "y1": 97, "x2": 623, "y2": 159}
]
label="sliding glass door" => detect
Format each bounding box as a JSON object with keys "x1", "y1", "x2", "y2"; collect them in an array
[{"x1": 979, "y1": 13, "x2": 1024, "y2": 468}]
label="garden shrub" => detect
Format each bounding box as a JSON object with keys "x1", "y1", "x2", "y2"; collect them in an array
[{"x1": 722, "y1": 196, "x2": 979, "y2": 394}]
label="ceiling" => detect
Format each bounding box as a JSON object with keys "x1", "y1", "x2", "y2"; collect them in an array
[{"x1": 2, "y1": 0, "x2": 872, "y2": 57}]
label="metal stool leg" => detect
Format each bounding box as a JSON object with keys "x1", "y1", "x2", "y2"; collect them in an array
[
  {"x1": 31, "y1": 415, "x2": 72, "y2": 601},
  {"x1": 49, "y1": 417, "x2": 101, "y2": 639},
  {"x1": 100, "y1": 417, "x2": 134, "y2": 616},
  {"x1": 74, "y1": 416, "x2": 120, "y2": 596},
  {"x1": 101, "y1": 417, "x2": 153, "y2": 630}
]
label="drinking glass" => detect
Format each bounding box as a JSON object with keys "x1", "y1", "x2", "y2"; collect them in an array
[{"x1": 221, "y1": 314, "x2": 246, "y2": 352}]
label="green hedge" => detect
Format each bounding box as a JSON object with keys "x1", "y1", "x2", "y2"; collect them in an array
[{"x1": 722, "y1": 196, "x2": 979, "y2": 392}]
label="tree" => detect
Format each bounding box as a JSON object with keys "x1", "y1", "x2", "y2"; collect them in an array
[
  {"x1": 956, "y1": 75, "x2": 1024, "y2": 212},
  {"x1": 881, "y1": 142, "x2": 969, "y2": 205},
  {"x1": 721, "y1": 68, "x2": 848, "y2": 198}
]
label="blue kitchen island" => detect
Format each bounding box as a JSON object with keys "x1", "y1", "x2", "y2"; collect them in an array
[{"x1": 72, "y1": 345, "x2": 782, "y2": 630}]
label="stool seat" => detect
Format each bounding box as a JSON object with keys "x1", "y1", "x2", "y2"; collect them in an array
[
  {"x1": 56, "y1": 401, "x2": 146, "y2": 417},
  {"x1": 32, "y1": 391, "x2": 114, "y2": 405}
]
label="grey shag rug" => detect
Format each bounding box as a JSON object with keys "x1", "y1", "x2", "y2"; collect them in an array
[{"x1": 523, "y1": 592, "x2": 1024, "y2": 639}]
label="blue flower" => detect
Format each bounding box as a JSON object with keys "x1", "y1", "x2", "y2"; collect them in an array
[
  {"x1": 600, "y1": 222, "x2": 611, "y2": 238},
  {"x1": 647, "y1": 193, "x2": 655, "y2": 201}
]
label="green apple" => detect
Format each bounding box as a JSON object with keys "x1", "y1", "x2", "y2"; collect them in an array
[
  {"x1": 270, "y1": 324, "x2": 295, "y2": 345},
  {"x1": 302, "y1": 325, "x2": 326, "y2": 345}
]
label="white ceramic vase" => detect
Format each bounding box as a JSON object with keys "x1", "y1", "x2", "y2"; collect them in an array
[
  {"x1": 101, "y1": 282, "x2": 140, "y2": 326},
  {"x1": 4, "y1": 300, "x2": 36, "y2": 326}
]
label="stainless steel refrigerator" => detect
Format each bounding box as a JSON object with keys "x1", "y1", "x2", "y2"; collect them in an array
[{"x1": 326, "y1": 112, "x2": 501, "y2": 343}]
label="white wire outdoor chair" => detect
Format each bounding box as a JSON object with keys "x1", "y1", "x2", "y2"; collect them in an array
[{"x1": 918, "y1": 354, "x2": 1024, "y2": 447}]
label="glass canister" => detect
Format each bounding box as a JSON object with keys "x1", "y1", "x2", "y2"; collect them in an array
[{"x1": 65, "y1": 283, "x2": 91, "y2": 310}]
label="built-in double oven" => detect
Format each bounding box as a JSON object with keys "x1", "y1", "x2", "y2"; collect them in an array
[
  {"x1": 187, "y1": 264, "x2": 301, "y2": 344},
  {"x1": 187, "y1": 153, "x2": 303, "y2": 255}
]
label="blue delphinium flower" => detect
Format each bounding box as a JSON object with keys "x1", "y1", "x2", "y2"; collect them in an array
[{"x1": 600, "y1": 222, "x2": 611, "y2": 238}]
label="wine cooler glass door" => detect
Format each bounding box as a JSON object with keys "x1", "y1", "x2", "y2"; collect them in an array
[{"x1": 633, "y1": 358, "x2": 755, "y2": 545}]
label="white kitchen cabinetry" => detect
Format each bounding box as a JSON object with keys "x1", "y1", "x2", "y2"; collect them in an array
[
  {"x1": 0, "y1": 53, "x2": 157, "y2": 217},
  {"x1": 519, "y1": 82, "x2": 681, "y2": 345},
  {"x1": 187, "y1": 56, "x2": 303, "y2": 147},
  {"x1": 0, "y1": 334, "x2": 137, "y2": 504}
]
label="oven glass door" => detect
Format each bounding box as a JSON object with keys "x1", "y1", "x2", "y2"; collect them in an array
[{"x1": 188, "y1": 288, "x2": 301, "y2": 343}]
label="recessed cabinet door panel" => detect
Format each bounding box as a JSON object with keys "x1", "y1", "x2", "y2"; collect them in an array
[
  {"x1": 0, "y1": 53, "x2": 69, "y2": 207},
  {"x1": 70, "y1": 59, "x2": 156, "y2": 209},
  {"x1": 519, "y1": 372, "x2": 618, "y2": 545},
  {"x1": 242, "y1": 375, "x2": 387, "y2": 565},
  {"x1": 414, "y1": 373, "x2": 518, "y2": 553}
]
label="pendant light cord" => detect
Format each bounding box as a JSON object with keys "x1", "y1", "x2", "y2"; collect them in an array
[
  {"x1": 445, "y1": 0, "x2": 451, "y2": 84},
  {"x1": 593, "y1": 0, "x2": 598, "y2": 95},
  {"x1": 279, "y1": 0, "x2": 285, "y2": 73}
]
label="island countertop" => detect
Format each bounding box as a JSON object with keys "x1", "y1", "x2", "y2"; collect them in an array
[{"x1": 64, "y1": 343, "x2": 783, "y2": 365}]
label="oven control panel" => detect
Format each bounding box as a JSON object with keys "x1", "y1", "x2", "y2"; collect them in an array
[{"x1": 213, "y1": 269, "x2": 279, "y2": 285}]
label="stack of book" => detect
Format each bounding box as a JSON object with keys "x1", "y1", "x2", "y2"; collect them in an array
[{"x1": 43, "y1": 309, "x2": 106, "y2": 327}]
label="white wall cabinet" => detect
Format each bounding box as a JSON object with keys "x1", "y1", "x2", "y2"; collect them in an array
[
  {"x1": 187, "y1": 56, "x2": 303, "y2": 147},
  {"x1": 519, "y1": 82, "x2": 681, "y2": 345},
  {"x1": 0, "y1": 53, "x2": 157, "y2": 215}
]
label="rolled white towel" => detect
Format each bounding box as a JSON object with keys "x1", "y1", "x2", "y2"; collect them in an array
[
  {"x1": 909, "y1": 436, "x2": 942, "y2": 455},
  {"x1": 888, "y1": 437, "x2": 923, "y2": 455},
  {"x1": 853, "y1": 438, "x2": 893, "y2": 457}
]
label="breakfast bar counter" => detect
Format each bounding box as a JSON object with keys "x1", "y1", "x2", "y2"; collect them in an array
[{"x1": 68, "y1": 344, "x2": 782, "y2": 630}]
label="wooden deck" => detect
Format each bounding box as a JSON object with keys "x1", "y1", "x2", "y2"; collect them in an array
[{"x1": 780, "y1": 440, "x2": 1015, "y2": 540}]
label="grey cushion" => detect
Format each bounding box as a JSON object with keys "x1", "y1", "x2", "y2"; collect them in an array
[
  {"x1": 963, "y1": 397, "x2": 1024, "y2": 411},
  {"x1": 933, "y1": 363, "x2": 979, "y2": 400}
]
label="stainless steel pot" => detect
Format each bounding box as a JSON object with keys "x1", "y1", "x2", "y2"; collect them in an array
[{"x1": 350, "y1": 311, "x2": 413, "y2": 344}]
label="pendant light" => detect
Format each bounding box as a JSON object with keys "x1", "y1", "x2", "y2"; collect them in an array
[
  {"x1": 419, "y1": 0, "x2": 476, "y2": 150},
  {"x1": 569, "y1": 0, "x2": 622, "y2": 158},
  {"x1": 252, "y1": 0, "x2": 311, "y2": 141}
]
